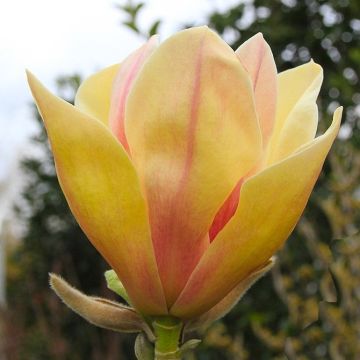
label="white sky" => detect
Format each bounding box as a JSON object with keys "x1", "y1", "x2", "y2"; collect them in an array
[{"x1": 0, "y1": 0, "x2": 240, "y2": 182}]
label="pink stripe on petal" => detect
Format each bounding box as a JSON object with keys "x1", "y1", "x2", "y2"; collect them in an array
[
  {"x1": 125, "y1": 27, "x2": 261, "y2": 306},
  {"x1": 209, "y1": 158, "x2": 263, "y2": 243},
  {"x1": 109, "y1": 36, "x2": 159, "y2": 152},
  {"x1": 174, "y1": 39, "x2": 203, "y2": 197},
  {"x1": 149, "y1": 39, "x2": 208, "y2": 304},
  {"x1": 209, "y1": 179, "x2": 243, "y2": 242}
]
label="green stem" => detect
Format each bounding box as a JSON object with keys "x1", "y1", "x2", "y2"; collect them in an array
[{"x1": 152, "y1": 317, "x2": 182, "y2": 360}]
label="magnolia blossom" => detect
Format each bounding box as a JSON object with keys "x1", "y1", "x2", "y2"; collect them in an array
[{"x1": 27, "y1": 27, "x2": 341, "y2": 321}]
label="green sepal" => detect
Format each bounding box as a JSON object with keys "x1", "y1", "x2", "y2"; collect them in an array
[{"x1": 104, "y1": 269, "x2": 131, "y2": 304}]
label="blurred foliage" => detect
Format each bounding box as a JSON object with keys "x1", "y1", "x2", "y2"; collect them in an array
[
  {"x1": 5, "y1": 0, "x2": 360, "y2": 359},
  {"x1": 117, "y1": 0, "x2": 161, "y2": 37}
]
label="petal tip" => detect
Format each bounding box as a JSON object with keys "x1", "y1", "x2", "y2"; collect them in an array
[
  {"x1": 309, "y1": 59, "x2": 323, "y2": 72},
  {"x1": 26, "y1": 70, "x2": 49, "y2": 103},
  {"x1": 254, "y1": 32, "x2": 264, "y2": 39},
  {"x1": 335, "y1": 105, "x2": 343, "y2": 115},
  {"x1": 26, "y1": 69, "x2": 36, "y2": 89},
  {"x1": 186, "y1": 25, "x2": 212, "y2": 36},
  {"x1": 26, "y1": 70, "x2": 43, "y2": 93},
  {"x1": 332, "y1": 106, "x2": 343, "y2": 128}
]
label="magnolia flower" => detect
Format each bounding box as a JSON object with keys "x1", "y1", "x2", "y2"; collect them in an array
[{"x1": 27, "y1": 26, "x2": 341, "y2": 348}]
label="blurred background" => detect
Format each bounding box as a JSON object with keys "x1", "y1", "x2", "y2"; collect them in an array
[{"x1": 0, "y1": 0, "x2": 359, "y2": 359}]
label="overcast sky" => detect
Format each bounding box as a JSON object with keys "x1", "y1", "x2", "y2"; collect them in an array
[{"x1": 0, "y1": 0, "x2": 241, "y2": 184}]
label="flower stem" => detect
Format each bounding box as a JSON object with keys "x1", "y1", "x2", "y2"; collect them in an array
[{"x1": 152, "y1": 317, "x2": 182, "y2": 359}]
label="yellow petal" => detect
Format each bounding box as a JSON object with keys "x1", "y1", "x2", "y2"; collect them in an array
[
  {"x1": 75, "y1": 63, "x2": 120, "y2": 126},
  {"x1": 126, "y1": 26, "x2": 261, "y2": 305},
  {"x1": 27, "y1": 71, "x2": 167, "y2": 315},
  {"x1": 171, "y1": 108, "x2": 341, "y2": 318},
  {"x1": 236, "y1": 33, "x2": 277, "y2": 147},
  {"x1": 267, "y1": 61, "x2": 323, "y2": 164}
]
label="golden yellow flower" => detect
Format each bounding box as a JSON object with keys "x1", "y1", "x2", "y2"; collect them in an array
[{"x1": 27, "y1": 27, "x2": 341, "y2": 321}]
